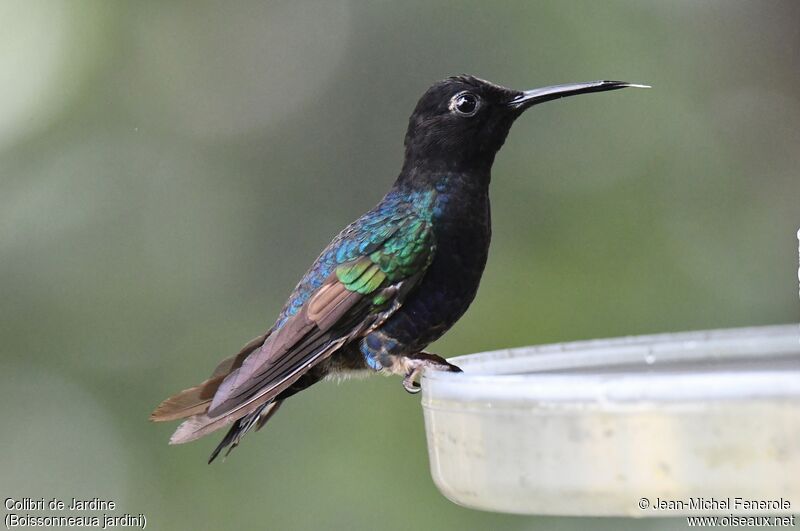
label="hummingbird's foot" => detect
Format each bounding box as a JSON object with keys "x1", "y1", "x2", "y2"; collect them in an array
[{"x1": 401, "y1": 352, "x2": 462, "y2": 394}]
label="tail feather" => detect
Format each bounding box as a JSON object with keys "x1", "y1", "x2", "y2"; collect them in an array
[
  {"x1": 150, "y1": 332, "x2": 269, "y2": 423},
  {"x1": 208, "y1": 401, "x2": 283, "y2": 463},
  {"x1": 149, "y1": 375, "x2": 224, "y2": 422},
  {"x1": 168, "y1": 393, "x2": 272, "y2": 445},
  {"x1": 255, "y1": 399, "x2": 283, "y2": 431}
]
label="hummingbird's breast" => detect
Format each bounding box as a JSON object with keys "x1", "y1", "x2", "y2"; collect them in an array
[{"x1": 377, "y1": 174, "x2": 491, "y2": 353}]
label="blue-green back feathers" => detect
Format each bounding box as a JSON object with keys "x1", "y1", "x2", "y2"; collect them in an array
[{"x1": 276, "y1": 189, "x2": 436, "y2": 328}]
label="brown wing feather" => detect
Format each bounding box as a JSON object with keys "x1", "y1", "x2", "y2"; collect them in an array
[
  {"x1": 170, "y1": 334, "x2": 352, "y2": 444},
  {"x1": 149, "y1": 332, "x2": 269, "y2": 422},
  {"x1": 169, "y1": 393, "x2": 282, "y2": 444},
  {"x1": 206, "y1": 275, "x2": 365, "y2": 418},
  {"x1": 167, "y1": 248, "x2": 423, "y2": 445},
  {"x1": 210, "y1": 333, "x2": 269, "y2": 377}
]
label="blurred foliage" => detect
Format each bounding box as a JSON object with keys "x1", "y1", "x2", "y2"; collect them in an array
[{"x1": 1, "y1": 1, "x2": 798, "y2": 530}]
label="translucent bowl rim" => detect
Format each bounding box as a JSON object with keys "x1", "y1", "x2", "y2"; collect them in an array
[{"x1": 421, "y1": 323, "x2": 800, "y2": 403}]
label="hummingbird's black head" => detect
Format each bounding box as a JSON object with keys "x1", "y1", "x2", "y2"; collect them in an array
[
  {"x1": 401, "y1": 75, "x2": 647, "y2": 176},
  {"x1": 402, "y1": 75, "x2": 520, "y2": 174}
]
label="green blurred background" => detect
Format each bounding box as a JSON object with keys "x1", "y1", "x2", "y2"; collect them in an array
[{"x1": 2, "y1": 1, "x2": 798, "y2": 530}]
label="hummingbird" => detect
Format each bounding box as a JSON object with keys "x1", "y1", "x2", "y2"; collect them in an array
[{"x1": 151, "y1": 75, "x2": 646, "y2": 462}]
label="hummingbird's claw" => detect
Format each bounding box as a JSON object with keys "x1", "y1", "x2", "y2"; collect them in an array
[
  {"x1": 403, "y1": 373, "x2": 422, "y2": 394},
  {"x1": 401, "y1": 352, "x2": 462, "y2": 394}
]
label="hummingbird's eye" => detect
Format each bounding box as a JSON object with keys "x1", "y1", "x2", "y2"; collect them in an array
[{"x1": 450, "y1": 91, "x2": 480, "y2": 116}]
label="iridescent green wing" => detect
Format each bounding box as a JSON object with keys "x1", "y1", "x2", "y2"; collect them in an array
[
  {"x1": 336, "y1": 214, "x2": 435, "y2": 303},
  {"x1": 189, "y1": 211, "x2": 434, "y2": 435}
]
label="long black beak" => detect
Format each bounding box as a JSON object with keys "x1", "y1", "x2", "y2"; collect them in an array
[{"x1": 508, "y1": 80, "x2": 649, "y2": 111}]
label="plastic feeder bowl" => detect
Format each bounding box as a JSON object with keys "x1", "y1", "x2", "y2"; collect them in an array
[{"x1": 421, "y1": 324, "x2": 800, "y2": 516}]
